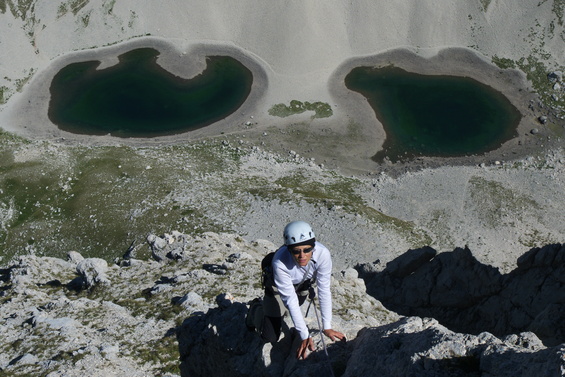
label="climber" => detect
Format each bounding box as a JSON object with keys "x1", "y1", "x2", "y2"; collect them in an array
[{"x1": 246, "y1": 220, "x2": 346, "y2": 360}]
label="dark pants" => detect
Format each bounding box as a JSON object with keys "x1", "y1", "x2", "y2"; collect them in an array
[{"x1": 254, "y1": 278, "x2": 312, "y2": 343}]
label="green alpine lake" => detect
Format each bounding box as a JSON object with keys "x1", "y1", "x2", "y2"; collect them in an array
[
  {"x1": 345, "y1": 66, "x2": 522, "y2": 162},
  {"x1": 48, "y1": 48, "x2": 253, "y2": 137}
]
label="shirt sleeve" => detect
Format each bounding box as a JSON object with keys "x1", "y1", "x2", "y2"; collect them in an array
[
  {"x1": 273, "y1": 259, "x2": 310, "y2": 340},
  {"x1": 315, "y1": 246, "x2": 333, "y2": 331}
]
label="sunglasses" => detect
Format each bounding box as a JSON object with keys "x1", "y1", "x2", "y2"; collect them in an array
[{"x1": 290, "y1": 246, "x2": 314, "y2": 255}]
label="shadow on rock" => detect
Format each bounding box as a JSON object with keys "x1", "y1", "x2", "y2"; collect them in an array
[
  {"x1": 341, "y1": 316, "x2": 565, "y2": 377},
  {"x1": 175, "y1": 297, "x2": 350, "y2": 377},
  {"x1": 176, "y1": 301, "x2": 267, "y2": 377},
  {"x1": 356, "y1": 243, "x2": 565, "y2": 346}
]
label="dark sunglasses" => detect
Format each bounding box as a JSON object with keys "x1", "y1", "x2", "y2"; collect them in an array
[{"x1": 290, "y1": 246, "x2": 314, "y2": 255}]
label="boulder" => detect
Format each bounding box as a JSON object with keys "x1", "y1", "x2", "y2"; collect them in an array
[
  {"x1": 76, "y1": 258, "x2": 110, "y2": 288},
  {"x1": 67, "y1": 251, "x2": 84, "y2": 264},
  {"x1": 342, "y1": 317, "x2": 564, "y2": 377},
  {"x1": 547, "y1": 71, "x2": 563, "y2": 83}
]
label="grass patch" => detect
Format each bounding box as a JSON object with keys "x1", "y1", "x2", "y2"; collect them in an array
[
  {"x1": 0, "y1": 86, "x2": 7, "y2": 104},
  {"x1": 4, "y1": 0, "x2": 34, "y2": 20},
  {"x1": 492, "y1": 54, "x2": 565, "y2": 119},
  {"x1": 492, "y1": 55, "x2": 516, "y2": 70},
  {"x1": 14, "y1": 69, "x2": 35, "y2": 92},
  {"x1": 0, "y1": 129, "x2": 429, "y2": 264},
  {"x1": 479, "y1": 0, "x2": 492, "y2": 11},
  {"x1": 553, "y1": 0, "x2": 564, "y2": 26},
  {"x1": 57, "y1": 0, "x2": 91, "y2": 18},
  {"x1": 249, "y1": 171, "x2": 430, "y2": 246},
  {"x1": 80, "y1": 10, "x2": 90, "y2": 27},
  {"x1": 0, "y1": 140, "x2": 242, "y2": 263},
  {"x1": 69, "y1": 0, "x2": 90, "y2": 15},
  {"x1": 466, "y1": 176, "x2": 542, "y2": 228},
  {"x1": 519, "y1": 229, "x2": 558, "y2": 248},
  {"x1": 104, "y1": 0, "x2": 116, "y2": 15},
  {"x1": 137, "y1": 335, "x2": 181, "y2": 375},
  {"x1": 57, "y1": 3, "x2": 68, "y2": 17},
  {"x1": 269, "y1": 100, "x2": 333, "y2": 119}
]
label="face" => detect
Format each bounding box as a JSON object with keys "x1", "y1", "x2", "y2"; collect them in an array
[{"x1": 289, "y1": 245, "x2": 314, "y2": 266}]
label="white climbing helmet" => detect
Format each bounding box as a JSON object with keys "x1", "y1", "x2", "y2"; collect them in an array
[{"x1": 283, "y1": 221, "x2": 315, "y2": 246}]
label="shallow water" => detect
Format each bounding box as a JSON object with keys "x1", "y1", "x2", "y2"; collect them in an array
[
  {"x1": 48, "y1": 48, "x2": 253, "y2": 137},
  {"x1": 345, "y1": 66, "x2": 522, "y2": 162}
]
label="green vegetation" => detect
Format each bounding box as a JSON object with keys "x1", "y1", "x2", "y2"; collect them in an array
[
  {"x1": 0, "y1": 320, "x2": 85, "y2": 376},
  {"x1": 466, "y1": 176, "x2": 542, "y2": 228},
  {"x1": 128, "y1": 10, "x2": 137, "y2": 28},
  {"x1": 137, "y1": 335, "x2": 181, "y2": 375},
  {"x1": 14, "y1": 69, "x2": 35, "y2": 92},
  {"x1": 103, "y1": 0, "x2": 116, "y2": 15},
  {"x1": 247, "y1": 171, "x2": 430, "y2": 247},
  {"x1": 269, "y1": 100, "x2": 333, "y2": 119},
  {"x1": 0, "y1": 239, "x2": 268, "y2": 376},
  {"x1": 4, "y1": 0, "x2": 35, "y2": 20},
  {"x1": 516, "y1": 55, "x2": 564, "y2": 108},
  {"x1": 0, "y1": 138, "x2": 238, "y2": 262},
  {"x1": 479, "y1": 0, "x2": 492, "y2": 12},
  {"x1": 553, "y1": 0, "x2": 564, "y2": 26},
  {"x1": 69, "y1": 0, "x2": 90, "y2": 15},
  {"x1": 519, "y1": 229, "x2": 558, "y2": 248},
  {"x1": 57, "y1": 0, "x2": 91, "y2": 17},
  {"x1": 0, "y1": 126, "x2": 434, "y2": 264},
  {"x1": 2, "y1": 277, "x2": 183, "y2": 376},
  {"x1": 491, "y1": 55, "x2": 516, "y2": 69},
  {"x1": 0, "y1": 86, "x2": 6, "y2": 104},
  {"x1": 81, "y1": 10, "x2": 90, "y2": 27},
  {"x1": 57, "y1": 3, "x2": 67, "y2": 17},
  {"x1": 492, "y1": 54, "x2": 565, "y2": 121}
]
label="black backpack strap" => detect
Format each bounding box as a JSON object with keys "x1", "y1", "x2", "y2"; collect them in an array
[
  {"x1": 261, "y1": 252, "x2": 276, "y2": 295},
  {"x1": 262, "y1": 251, "x2": 319, "y2": 296}
]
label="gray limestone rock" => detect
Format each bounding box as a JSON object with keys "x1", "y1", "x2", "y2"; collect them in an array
[
  {"x1": 342, "y1": 317, "x2": 564, "y2": 377},
  {"x1": 76, "y1": 258, "x2": 110, "y2": 288},
  {"x1": 360, "y1": 244, "x2": 565, "y2": 346},
  {"x1": 0, "y1": 232, "x2": 562, "y2": 376},
  {"x1": 548, "y1": 71, "x2": 563, "y2": 83}
]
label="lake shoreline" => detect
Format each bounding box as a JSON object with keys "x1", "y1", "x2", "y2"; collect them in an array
[{"x1": 0, "y1": 38, "x2": 553, "y2": 176}]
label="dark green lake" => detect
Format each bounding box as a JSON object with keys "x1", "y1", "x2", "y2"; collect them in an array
[
  {"x1": 345, "y1": 66, "x2": 522, "y2": 162},
  {"x1": 48, "y1": 48, "x2": 253, "y2": 137}
]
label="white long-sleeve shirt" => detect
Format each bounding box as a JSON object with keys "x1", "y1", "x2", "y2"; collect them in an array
[{"x1": 272, "y1": 241, "x2": 333, "y2": 340}]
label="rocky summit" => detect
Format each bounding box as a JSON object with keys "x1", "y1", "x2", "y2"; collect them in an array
[
  {"x1": 0, "y1": 1, "x2": 564, "y2": 376},
  {"x1": 0, "y1": 231, "x2": 563, "y2": 376}
]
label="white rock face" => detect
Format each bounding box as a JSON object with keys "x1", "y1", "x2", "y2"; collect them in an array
[
  {"x1": 0, "y1": 232, "x2": 562, "y2": 376},
  {"x1": 76, "y1": 258, "x2": 110, "y2": 288},
  {"x1": 342, "y1": 317, "x2": 564, "y2": 377}
]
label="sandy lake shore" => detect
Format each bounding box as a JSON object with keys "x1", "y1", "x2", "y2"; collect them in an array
[
  {"x1": 1, "y1": 0, "x2": 563, "y2": 175},
  {"x1": 0, "y1": 37, "x2": 554, "y2": 176}
]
